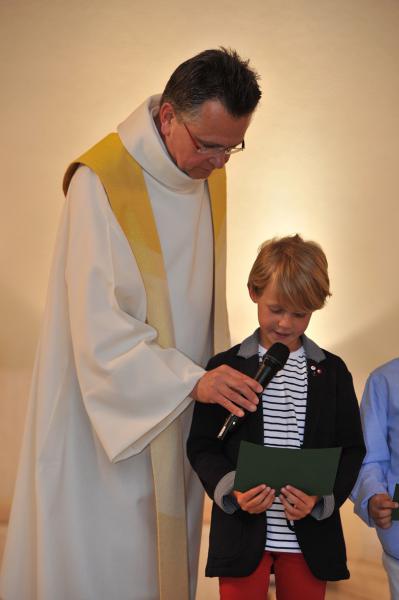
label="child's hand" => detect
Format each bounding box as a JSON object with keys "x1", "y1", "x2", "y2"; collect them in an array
[
  {"x1": 279, "y1": 485, "x2": 319, "y2": 520},
  {"x1": 233, "y1": 485, "x2": 275, "y2": 514},
  {"x1": 368, "y1": 493, "x2": 399, "y2": 529}
]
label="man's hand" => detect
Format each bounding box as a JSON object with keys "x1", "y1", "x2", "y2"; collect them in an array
[
  {"x1": 190, "y1": 365, "x2": 262, "y2": 416},
  {"x1": 368, "y1": 493, "x2": 399, "y2": 529},
  {"x1": 233, "y1": 485, "x2": 275, "y2": 514},
  {"x1": 279, "y1": 485, "x2": 319, "y2": 521}
]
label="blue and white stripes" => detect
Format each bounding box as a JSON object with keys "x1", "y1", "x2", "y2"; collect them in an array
[{"x1": 260, "y1": 345, "x2": 308, "y2": 553}]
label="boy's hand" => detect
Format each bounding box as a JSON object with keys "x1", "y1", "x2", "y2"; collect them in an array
[
  {"x1": 190, "y1": 365, "x2": 262, "y2": 417},
  {"x1": 279, "y1": 485, "x2": 319, "y2": 520},
  {"x1": 368, "y1": 493, "x2": 399, "y2": 529},
  {"x1": 233, "y1": 485, "x2": 275, "y2": 514}
]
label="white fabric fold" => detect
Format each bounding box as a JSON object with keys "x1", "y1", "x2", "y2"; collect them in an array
[{"x1": 0, "y1": 96, "x2": 215, "y2": 600}]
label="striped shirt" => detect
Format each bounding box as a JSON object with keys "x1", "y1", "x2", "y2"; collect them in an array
[{"x1": 260, "y1": 344, "x2": 308, "y2": 553}]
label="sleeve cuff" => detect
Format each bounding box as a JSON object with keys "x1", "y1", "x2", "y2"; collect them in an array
[
  {"x1": 214, "y1": 471, "x2": 239, "y2": 514},
  {"x1": 311, "y1": 494, "x2": 335, "y2": 520}
]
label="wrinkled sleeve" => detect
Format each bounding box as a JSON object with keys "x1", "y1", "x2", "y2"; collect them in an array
[
  {"x1": 351, "y1": 372, "x2": 390, "y2": 526},
  {"x1": 333, "y1": 358, "x2": 366, "y2": 508},
  {"x1": 65, "y1": 167, "x2": 204, "y2": 462},
  {"x1": 187, "y1": 354, "x2": 236, "y2": 499}
]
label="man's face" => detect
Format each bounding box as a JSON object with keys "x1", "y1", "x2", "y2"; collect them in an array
[{"x1": 158, "y1": 99, "x2": 252, "y2": 179}]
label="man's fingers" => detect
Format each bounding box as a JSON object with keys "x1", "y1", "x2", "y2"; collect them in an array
[
  {"x1": 222, "y1": 365, "x2": 263, "y2": 393},
  {"x1": 193, "y1": 365, "x2": 263, "y2": 413},
  {"x1": 213, "y1": 393, "x2": 245, "y2": 417},
  {"x1": 217, "y1": 384, "x2": 258, "y2": 413},
  {"x1": 230, "y1": 375, "x2": 263, "y2": 400},
  {"x1": 218, "y1": 367, "x2": 262, "y2": 407}
]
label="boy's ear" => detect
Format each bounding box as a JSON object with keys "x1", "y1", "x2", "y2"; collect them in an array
[{"x1": 248, "y1": 284, "x2": 258, "y2": 304}]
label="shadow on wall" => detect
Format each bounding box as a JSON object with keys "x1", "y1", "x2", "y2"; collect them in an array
[
  {"x1": 0, "y1": 284, "x2": 42, "y2": 370},
  {"x1": 0, "y1": 285, "x2": 40, "y2": 522},
  {"x1": 0, "y1": 366, "x2": 32, "y2": 523}
]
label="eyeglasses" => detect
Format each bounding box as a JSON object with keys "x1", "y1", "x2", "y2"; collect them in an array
[{"x1": 182, "y1": 121, "x2": 245, "y2": 156}]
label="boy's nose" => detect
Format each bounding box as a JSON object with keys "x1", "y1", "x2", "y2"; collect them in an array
[{"x1": 278, "y1": 313, "x2": 293, "y2": 329}]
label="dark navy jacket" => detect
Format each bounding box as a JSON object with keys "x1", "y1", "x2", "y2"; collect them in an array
[{"x1": 187, "y1": 331, "x2": 365, "y2": 581}]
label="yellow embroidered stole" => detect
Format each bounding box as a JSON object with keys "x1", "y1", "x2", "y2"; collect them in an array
[{"x1": 63, "y1": 133, "x2": 228, "y2": 600}]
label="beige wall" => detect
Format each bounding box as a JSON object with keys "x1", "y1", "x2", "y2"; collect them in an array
[{"x1": 1, "y1": 0, "x2": 399, "y2": 520}]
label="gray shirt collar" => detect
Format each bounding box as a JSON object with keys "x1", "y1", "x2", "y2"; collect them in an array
[{"x1": 237, "y1": 328, "x2": 326, "y2": 363}]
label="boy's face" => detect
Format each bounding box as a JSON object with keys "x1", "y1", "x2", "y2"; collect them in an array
[{"x1": 249, "y1": 282, "x2": 312, "y2": 352}]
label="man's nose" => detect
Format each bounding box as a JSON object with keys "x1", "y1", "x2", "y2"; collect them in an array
[{"x1": 209, "y1": 152, "x2": 229, "y2": 168}]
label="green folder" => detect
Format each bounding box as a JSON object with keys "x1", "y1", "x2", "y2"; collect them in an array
[
  {"x1": 234, "y1": 440, "x2": 342, "y2": 496},
  {"x1": 392, "y1": 484, "x2": 399, "y2": 520}
]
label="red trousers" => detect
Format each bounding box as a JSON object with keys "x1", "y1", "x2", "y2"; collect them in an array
[{"x1": 219, "y1": 551, "x2": 326, "y2": 600}]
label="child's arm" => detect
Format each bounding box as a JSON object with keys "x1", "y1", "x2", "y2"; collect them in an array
[
  {"x1": 187, "y1": 397, "x2": 234, "y2": 499},
  {"x1": 189, "y1": 400, "x2": 261, "y2": 515},
  {"x1": 332, "y1": 357, "x2": 366, "y2": 508},
  {"x1": 279, "y1": 357, "x2": 365, "y2": 523},
  {"x1": 188, "y1": 354, "x2": 273, "y2": 514},
  {"x1": 187, "y1": 355, "x2": 240, "y2": 503},
  {"x1": 351, "y1": 370, "x2": 394, "y2": 526}
]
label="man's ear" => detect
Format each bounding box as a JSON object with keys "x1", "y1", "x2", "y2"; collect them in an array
[
  {"x1": 248, "y1": 284, "x2": 258, "y2": 304},
  {"x1": 158, "y1": 102, "x2": 175, "y2": 135}
]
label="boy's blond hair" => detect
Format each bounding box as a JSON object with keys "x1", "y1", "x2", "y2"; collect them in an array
[{"x1": 247, "y1": 234, "x2": 331, "y2": 313}]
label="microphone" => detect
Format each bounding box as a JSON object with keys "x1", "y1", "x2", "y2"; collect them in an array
[{"x1": 217, "y1": 342, "x2": 290, "y2": 440}]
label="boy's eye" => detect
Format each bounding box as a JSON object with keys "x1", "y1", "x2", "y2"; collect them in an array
[
  {"x1": 293, "y1": 312, "x2": 307, "y2": 319},
  {"x1": 269, "y1": 307, "x2": 283, "y2": 314}
]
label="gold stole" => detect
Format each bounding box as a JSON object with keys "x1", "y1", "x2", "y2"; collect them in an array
[{"x1": 63, "y1": 133, "x2": 228, "y2": 600}]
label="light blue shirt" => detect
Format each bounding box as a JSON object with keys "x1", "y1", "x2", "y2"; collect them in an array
[{"x1": 351, "y1": 358, "x2": 399, "y2": 560}]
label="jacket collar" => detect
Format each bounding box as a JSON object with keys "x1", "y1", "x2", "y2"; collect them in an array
[{"x1": 236, "y1": 328, "x2": 326, "y2": 363}]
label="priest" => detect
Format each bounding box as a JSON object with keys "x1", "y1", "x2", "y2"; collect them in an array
[{"x1": 0, "y1": 48, "x2": 262, "y2": 600}]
